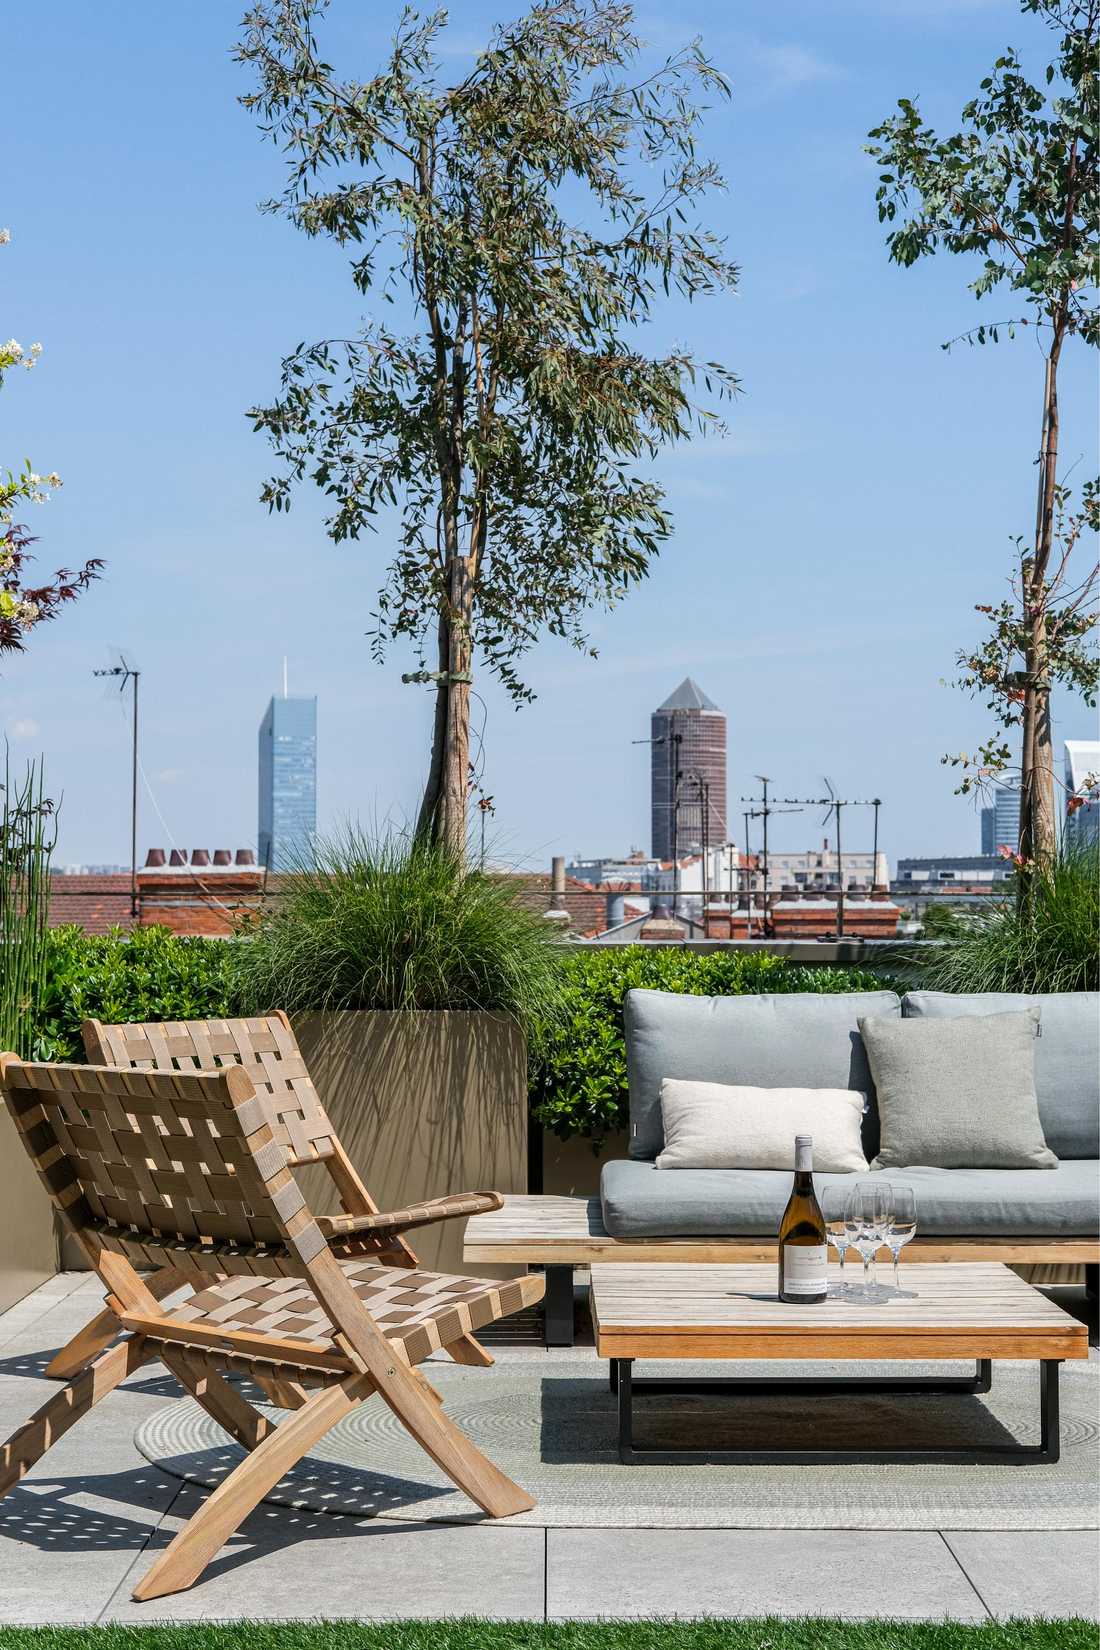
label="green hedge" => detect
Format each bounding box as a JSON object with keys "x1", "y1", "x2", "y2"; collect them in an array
[
  {"x1": 530, "y1": 948, "x2": 896, "y2": 1143},
  {"x1": 31, "y1": 929, "x2": 895, "y2": 1146},
  {"x1": 34, "y1": 926, "x2": 235, "y2": 1061}
]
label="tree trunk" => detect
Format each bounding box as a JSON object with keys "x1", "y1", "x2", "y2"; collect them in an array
[
  {"x1": 1018, "y1": 342, "x2": 1062, "y2": 865},
  {"x1": 440, "y1": 551, "x2": 472, "y2": 861},
  {"x1": 415, "y1": 611, "x2": 450, "y2": 844}
]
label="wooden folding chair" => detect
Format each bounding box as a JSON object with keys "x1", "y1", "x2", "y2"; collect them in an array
[
  {"x1": 46, "y1": 1013, "x2": 499, "y2": 1382},
  {"x1": 0, "y1": 1054, "x2": 544, "y2": 1600}
]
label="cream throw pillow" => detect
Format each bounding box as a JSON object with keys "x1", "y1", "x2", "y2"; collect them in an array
[{"x1": 656, "y1": 1079, "x2": 870, "y2": 1172}]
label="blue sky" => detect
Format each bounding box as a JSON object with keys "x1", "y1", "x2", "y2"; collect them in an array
[{"x1": 2, "y1": 0, "x2": 1096, "y2": 872}]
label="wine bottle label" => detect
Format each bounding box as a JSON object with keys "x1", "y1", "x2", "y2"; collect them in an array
[{"x1": 782, "y1": 1245, "x2": 828, "y2": 1294}]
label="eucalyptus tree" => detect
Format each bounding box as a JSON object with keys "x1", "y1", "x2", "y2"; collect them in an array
[
  {"x1": 237, "y1": 1, "x2": 738, "y2": 855},
  {"x1": 867, "y1": 0, "x2": 1098, "y2": 863}
]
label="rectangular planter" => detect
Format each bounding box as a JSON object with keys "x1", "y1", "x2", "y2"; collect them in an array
[
  {"x1": 0, "y1": 1095, "x2": 59, "y2": 1311},
  {"x1": 292, "y1": 1009, "x2": 528, "y2": 1277}
]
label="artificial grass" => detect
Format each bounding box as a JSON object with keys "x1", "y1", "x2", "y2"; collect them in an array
[{"x1": 0, "y1": 1622, "x2": 1092, "y2": 1650}]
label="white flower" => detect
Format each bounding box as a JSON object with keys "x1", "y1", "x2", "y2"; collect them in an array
[
  {"x1": 0, "y1": 228, "x2": 10, "y2": 245},
  {"x1": 14, "y1": 599, "x2": 40, "y2": 627},
  {"x1": 45, "y1": 472, "x2": 62, "y2": 488}
]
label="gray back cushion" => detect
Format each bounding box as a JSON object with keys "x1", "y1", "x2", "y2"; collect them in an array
[
  {"x1": 902, "y1": 992, "x2": 1099, "y2": 1159},
  {"x1": 624, "y1": 989, "x2": 902, "y2": 1160}
]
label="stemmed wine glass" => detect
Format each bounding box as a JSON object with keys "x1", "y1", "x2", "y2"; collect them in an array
[
  {"x1": 823, "y1": 1188, "x2": 853, "y2": 1296},
  {"x1": 845, "y1": 1183, "x2": 894, "y2": 1299},
  {"x1": 885, "y1": 1185, "x2": 918, "y2": 1293}
]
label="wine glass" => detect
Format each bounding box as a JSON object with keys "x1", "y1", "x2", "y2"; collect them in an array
[
  {"x1": 885, "y1": 1185, "x2": 918, "y2": 1292},
  {"x1": 823, "y1": 1188, "x2": 852, "y2": 1295},
  {"x1": 846, "y1": 1183, "x2": 893, "y2": 1299}
]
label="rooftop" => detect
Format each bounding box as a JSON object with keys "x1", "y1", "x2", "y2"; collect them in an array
[{"x1": 656, "y1": 676, "x2": 721, "y2": 713}]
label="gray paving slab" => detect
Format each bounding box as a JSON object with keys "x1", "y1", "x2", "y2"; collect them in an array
[
  {"x1": 944, "y1": 1530, "x2": 1100, "y2": 1621},
  {"x1": 545, "y1": 1527, "x2": 989, "y2": 1621},
  {"x1": 103, "y1": 1495, "x2": 545, "y2": 1623},
  {"x1": 1, "y1": 1277, "x2": 1095, "y2": 1626}
]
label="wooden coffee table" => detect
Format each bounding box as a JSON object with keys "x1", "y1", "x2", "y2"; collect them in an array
[{"x1": 589, "y1": 1262, "x2": 1089, "y2": 1465}]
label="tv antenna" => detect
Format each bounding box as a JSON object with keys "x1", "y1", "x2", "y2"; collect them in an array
[
  {"x1": 93, "y1": 651, "x2": 140, "y2": 918},
  {"x1": 753, "y1": 778, "x2": 884, "y2": 938}
]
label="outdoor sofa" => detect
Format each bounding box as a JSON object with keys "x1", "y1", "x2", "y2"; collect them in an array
[
  {"x1": 602, "y1": 988, "x2": 1100, "y2": 1248},
  {"x1": 464, "y1": 988, "x2": 1100, "y2": 1345}
]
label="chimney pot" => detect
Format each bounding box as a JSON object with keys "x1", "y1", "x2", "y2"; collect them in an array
[
  {"x1": 212, "y1": 849, "x2": 232, "y2": 866},
  {"x1": 191, "y1": 849, "x2": 210, "y2": 867},
  {"x1": 169, "y1": 849, "x2": 187, "y2": 867},
  {"x1": 236, "y1": 848, "x2": 257, "y2": 866},
  {"x1": 144, "y1": 848, "x2": 166, "y2": 868}
]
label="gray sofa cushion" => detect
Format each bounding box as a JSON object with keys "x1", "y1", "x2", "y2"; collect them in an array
[
  {"x1": 624, "y1": 988, "x2": 901, "y2": 1161},
  {"x1": 600, "y1": 1155, "x2": 1100, "y2": 1239},
  {"x1": 860, "y1": 1009, "x2": 1057, "y2": 1171},
  {"x1": 902, "y1": 991, "x2": 1099, "y2": 1159}
]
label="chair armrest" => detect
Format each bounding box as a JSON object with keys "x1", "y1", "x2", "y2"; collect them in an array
[{"x1": 316, "y1": 1191, "x2": 504, "y2": 1239}]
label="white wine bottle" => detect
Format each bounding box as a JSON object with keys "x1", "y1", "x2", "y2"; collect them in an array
[{"x1": 777, "y1": 1133, "x2": 828, "y2": 1304}]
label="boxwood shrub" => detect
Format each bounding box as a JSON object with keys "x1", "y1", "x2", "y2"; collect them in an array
[
  {"x1": 31, "y1": 928, "x2": 894, "y2": 1149},
  {"x1": 529, "y1": 947, "x2": 897, "y2": 1144},
  {"x1": 34, "y1": 925, "x2": 236, "y2": 1061}
]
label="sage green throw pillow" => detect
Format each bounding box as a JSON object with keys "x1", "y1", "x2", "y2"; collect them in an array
[{"x1": 858, "y1": 1009, "x2": 1058, "y2": 1170}]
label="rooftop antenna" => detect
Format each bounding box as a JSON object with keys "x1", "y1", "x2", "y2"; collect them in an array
[{"x1": 93, "y1": 650, "x2": 140, "y2": 918}]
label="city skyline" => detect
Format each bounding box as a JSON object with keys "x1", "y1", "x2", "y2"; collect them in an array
[{"x1": 2, "y1": 0, "x2": 1096, "y2": 869}]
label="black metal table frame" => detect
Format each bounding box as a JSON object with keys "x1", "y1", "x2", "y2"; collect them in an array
[{"x1": 611, "y1": 1356, "x2": 1063, "y2": 1465}]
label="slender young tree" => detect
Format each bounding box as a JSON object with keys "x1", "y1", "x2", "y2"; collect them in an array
[
  {"x1": 237, "y1": 1, "x2": 738, "y2": 857},
  {"x1": 867, "y1": 0, "x2": 1098, "y2": 862}
]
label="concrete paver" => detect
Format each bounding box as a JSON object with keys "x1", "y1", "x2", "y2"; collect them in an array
[
  {"x1": 545, "y1": 1527, "x2": 989, "y2": 1622},
  {"x1": 0, "y1": 1276, "x2": 1095, "y2": 1625},
  {"x1": 943, "y1": 1530, "x2": 1100, "y2": 1621}
]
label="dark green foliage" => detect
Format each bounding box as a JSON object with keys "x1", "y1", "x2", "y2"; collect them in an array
[
  {"x1": 530, "y1": 948, "x2": 897, "y2": 1143},
  {"x1": 917, "y1": 844, "x2": 1099, "y2": 994},
  {"x1": 34, "y1": 925, "x2": 236, "y2": 1061},
  {"x1": 233, "y1": 828, "x2": 568, "y2": 1031},
  {"x1": 0, "y1": 1621, "x2": 1091, "y2": 1650}
]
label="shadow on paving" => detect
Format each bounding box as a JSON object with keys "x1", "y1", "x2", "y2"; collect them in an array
[{"x1": 537, "y1": 1373, "x2": 1035, "y2": 1461}]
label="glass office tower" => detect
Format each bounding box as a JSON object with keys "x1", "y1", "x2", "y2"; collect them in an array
[{"x1": 258, "y1": 694, "x2": 317, "y2": 870}]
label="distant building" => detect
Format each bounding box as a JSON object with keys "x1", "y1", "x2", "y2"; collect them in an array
[
  {"x1": 988, "y1": 779, "x2": 1021, "y2": 854},
  {"x1": 895, "y1": 855, "x2": 1013, "y2": 886},
  {"x1": 1064, "y1": 739, "x2": 1100, "y2": 849},
  {"x1": 49, "y1": 847, "x2": 262, "y2": 937},
  {"x1": 258, "y1": 694, "x2": 317, "y2": 870},
  {"x1": 748, "y1": 843, "x2": 889, "y2": 893},
  {"x1": 980, "y1": 807, "x2": 995, "y2": 856},
  {"x1": 650, "y1": 678, "x2": 727, "y2": 861}
]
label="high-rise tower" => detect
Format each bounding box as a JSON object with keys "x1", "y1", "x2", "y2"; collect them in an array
[
  {"x1": 650, "y1": 678, "x2": 727, "y2": 861},
  {"x1": 258, "y1": 691, "x2": 317, "y2": 870}
]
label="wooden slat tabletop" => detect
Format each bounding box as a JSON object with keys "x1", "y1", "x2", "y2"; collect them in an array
[
  {"x1": 589, "y1": 1263, "x2": 1089, "y2": 1363},
  {"x1": 462, "y1": 1194, "x2": 1099, "y2": 1267}
]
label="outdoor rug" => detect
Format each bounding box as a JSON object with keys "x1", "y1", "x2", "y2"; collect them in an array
[{"x1": 134, "y1": 1356, "x2": 1100, "y2": 1531}]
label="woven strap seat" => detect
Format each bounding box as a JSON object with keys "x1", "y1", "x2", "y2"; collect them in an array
[{"x1": 172, "y1": 1260, "x2": 542, "y2": 1367}]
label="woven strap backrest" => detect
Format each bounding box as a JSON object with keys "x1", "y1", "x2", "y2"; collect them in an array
[
  {"x1": 0, "y1": 1057, "x2": 324, "y2": 1261},
  {"x1": 84, "y1": 1015, "x2": 339, "y2": 1167}
]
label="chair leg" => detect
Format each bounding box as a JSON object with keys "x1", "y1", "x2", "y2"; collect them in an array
[
  {"x1": 252, "y1": 1372, "x2": 312, "y2": 1410},
  {"x1": 444, "y1": 1333, "x2": 494, "y2": 1368},
  {"x1": 132, "y1": 1377, "x2": 366, "y2": 1602},
  {"x1": 0, "y1": 1336, "x2": 149, "y2": 1498},
  {"x1": 374, "y1": 1358, "x2": 534, "y2": 1520},
  {"x1": 45, "y1": 1267, "x2": 187, "y2": 1379},
  {"x1": 160, "y1": 1349, "x2": 275, "y2": 1451}
]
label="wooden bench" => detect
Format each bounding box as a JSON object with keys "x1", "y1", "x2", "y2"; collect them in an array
[{"x1": 463, "y1": 1194, "x2": 1100, "y2": 1346}]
